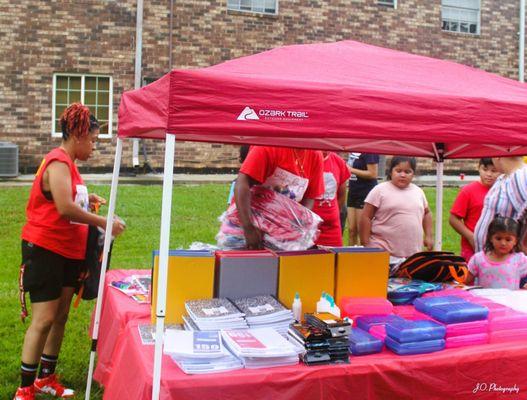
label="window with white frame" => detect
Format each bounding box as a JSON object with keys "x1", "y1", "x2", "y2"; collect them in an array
[
  {"x1": 227, "y1": 0, "x2": 278, "y2": 15},
  {"x1": 441, "y1": 0, "x2": 480, "y2": 34},
  {"x1": 52, "y1": 74, "x2": 113, "y2": 138},
  {"x1": 378, "y1": 0, "x2": 396, "y2": 8}
]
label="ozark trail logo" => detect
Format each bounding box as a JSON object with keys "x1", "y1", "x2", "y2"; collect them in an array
[
  {"x1": 237, "y1": 107, "x2": 259, "y2": 121},
  {"x1": 237, "y1": 106, "x2": 309, "y2": 122}
]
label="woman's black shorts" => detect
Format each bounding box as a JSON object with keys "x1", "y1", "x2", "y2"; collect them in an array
[{"x1": 21, "y1": 240, "x2": 82, "y2": 303}]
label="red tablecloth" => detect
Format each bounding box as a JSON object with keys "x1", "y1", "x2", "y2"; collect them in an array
[
  {"x1": 95, "y1": 271, "x2": 527, "y2": 399},
  {"x1": 92, "y1": 269, "x2": 151, "y2": 386}
]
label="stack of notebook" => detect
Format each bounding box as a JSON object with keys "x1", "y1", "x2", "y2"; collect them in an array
[
  {"x1": 232, "y1": 295, "x2": 294, "y2": 337},
  {"x1": 184, "y1": 298, "x2": 248, "y2": 331},
  {"x1": 164, "y1": 329, "x2": 243, "y2": 374},
  {"x1": 221, "y1": 327, "x2": 301, "y2": 369}
]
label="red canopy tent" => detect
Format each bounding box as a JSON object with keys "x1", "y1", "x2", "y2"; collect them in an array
[
  {"x1": 86, "y1": 40, "x2": 527, "y2": 400},
  {"x1": 119, "y1": 40, "x2": 527, "y2": 158}
]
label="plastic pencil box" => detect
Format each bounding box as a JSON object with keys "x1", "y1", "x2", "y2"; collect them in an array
[
  {"x1": 413, "y1": 296, "x2": 467, "y2": 314},
  {"x1": 369, "y1": 325, "x2": 387, "y2": 340},
  {"x1": 385, "y1": 319, "x2": 446, "y2": 343},
  {"x1": 427, "y1": 302, "x2": 489, "y2": 324},
  {"x1": 421, "y1": 289, "x2": 474, "y2": 299},
  {"x1": 348, "y1": 328, "x2": 383, "y2": 356},
  {"x1": 445, "y1": 333, "x2": 489, "y2": 349},
  {"x1": 385, "y1": 336, "x2": 445, "y2": 355},
  {"x1": 445, "y1": 319, "x2": 489, "y2": 338},
  {"x1": 355, "y1": 314, "x2": 403, "y2": 331},
  {"x1": 489, "y1": 310, "x2": 527, "y2": 332},
  {"x1": 489, "y1": 328, "x2": 527, "y2": 344},
  {"x1": 339, "y1": 297, "x2": 393, "y2": 320}
]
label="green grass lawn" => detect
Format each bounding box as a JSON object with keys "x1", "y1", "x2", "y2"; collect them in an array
[{"x1": 0, "y1": 184, "x2": 460, "y2": 398}]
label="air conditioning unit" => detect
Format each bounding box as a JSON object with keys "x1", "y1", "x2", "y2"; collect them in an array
[{"x1": 0, "y1": 142, "x2": 19, "y2": 177}]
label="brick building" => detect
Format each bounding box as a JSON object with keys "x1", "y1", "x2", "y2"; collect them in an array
[{"x1": 0, "y1": 0, "x2": 525, "y2": 174}]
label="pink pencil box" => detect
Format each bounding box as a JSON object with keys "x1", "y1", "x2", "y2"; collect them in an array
[
  {"x1": 445, "y1": 333, "x2": 489, "y2": 349},
  {"x1": 481, "y1": 302, "x2": 511, "y2": 318},
  {"x1": 445, "y1": 319, "x2": 489, "y2": 338},
  {"x1": 340, "y1": 297, "x2": 393, "y2": 320},
  {"x1": 489, "y1": 310, "x2": 527, "y2": 331},
  {"x1": 393, "y1": 305, "x2": 433, "y2": 320},
  {"x1": 369, "y1": 325, "x2": 387, "y2": 340},
  {"x1": 490, "y1": 328, "x2": 527, "y2": 343}
]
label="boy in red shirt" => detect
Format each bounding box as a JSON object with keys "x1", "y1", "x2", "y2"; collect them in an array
[
  {"x1": 449, "y1": 158, "x2": 500, "y2": 261},
  {"x1": 235, "y1": 146, "x2": 324, "y2": 249},
  {"x1": 313, "y1": 152, "x2": 351, "y2": 246}
]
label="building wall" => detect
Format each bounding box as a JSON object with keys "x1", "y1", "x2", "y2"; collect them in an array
[{"x1": 0, "y1": 0, "x2": 524, "y2": 173}]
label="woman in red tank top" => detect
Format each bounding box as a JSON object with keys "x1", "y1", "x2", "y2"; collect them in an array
[{"x1": 14, "y1": 104, "x2": 125, "y2": 400}]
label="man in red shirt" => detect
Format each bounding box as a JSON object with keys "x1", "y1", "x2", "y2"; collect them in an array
[
  {"x1": 235, "y1": 146, "x2": 324, "y2": 249},
  {"x1": 313, "y1": 152, "x2": 351, "y2": 246},
  {"x1": 449, "y1": 158, "x2": 500, "y2": 261}
]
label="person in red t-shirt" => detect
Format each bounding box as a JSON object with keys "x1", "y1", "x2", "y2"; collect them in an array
[
  {"x1": 14, "y1": 104, "x2": 125, "y2": 400},
  {"x1": 313, "y1": 152, "x2": 351, "y2": 246},
  {"x1": 235, "y1": 146, "x2": 324, "y2": 250},
  {"x1": 449, "y1": 158, "x2": 500, "y2": 261}
]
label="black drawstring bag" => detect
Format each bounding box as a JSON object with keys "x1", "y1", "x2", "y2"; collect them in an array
[{"x1": 76, "y1": 225, "x2": 113, "y2": 301}]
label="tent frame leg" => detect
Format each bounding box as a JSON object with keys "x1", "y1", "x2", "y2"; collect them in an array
[
  {"x1": 435, "y1": 160, "x2": 444, "y2": 251},
  {"x1": 152, "y1": 133, "x2": 176, "y2": 400},
  {"x1": 85, "y1": 138, "x2": 123, "y2": 400}
]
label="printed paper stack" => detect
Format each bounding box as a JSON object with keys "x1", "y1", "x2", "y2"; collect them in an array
[
  {"x1": 185, "y1": 298, "x2": 248, "y2": 330},
  {"x1": 232, "y1": 295, "x2": 294, "y2": 337},
  {"x1": 221, "y1": 327, "x2": 301, "y2": 368},
  {"x1": 164, "y1": 329, "x2": 243, "y2": 374}
]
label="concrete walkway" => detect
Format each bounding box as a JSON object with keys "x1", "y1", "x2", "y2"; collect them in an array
[{"x1": 1, "y1": 173, "x2": 478, "y2": 187}]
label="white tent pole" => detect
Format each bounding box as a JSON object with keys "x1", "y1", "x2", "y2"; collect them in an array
[
  {"x1": 434, "y1": 160, "x2": 444, "y2": 251},
  {"x1": 85, "y1": 138, "x2": 123, "y2": 400},
  {"x1": 520, "y1": 0, "x2": 525, "y2": 83},
  {"x1": 152, "y1": 133, "x2": 176, "y2": 400}
]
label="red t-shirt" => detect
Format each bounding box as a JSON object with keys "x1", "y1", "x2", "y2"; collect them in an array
[
  {"x1": 313, "y1": 153, "x2": 351, "y2": 246},
  {"x1": 240, "y1": 146, "x2": 324, "y2": 201},
  {"x1": 21, "y1": 148, "x2": 89, "y2": 260},
  {"x1": 450, "y1": 181, "x2": 490, "y2": 261}
]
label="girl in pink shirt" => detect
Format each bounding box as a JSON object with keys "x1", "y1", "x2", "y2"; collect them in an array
[
  {"x1": 360, "y1": 157, "x2": 434, "y2": 269},
  {"x1": 467, "y1": 216, "x2": 527, "y2": 289}
]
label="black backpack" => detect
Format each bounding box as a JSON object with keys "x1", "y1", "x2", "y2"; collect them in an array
[{"x1": 395, "y1": 251, "x2": 469, "y2": 283}]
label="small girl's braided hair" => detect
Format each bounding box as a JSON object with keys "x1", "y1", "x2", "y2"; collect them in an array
[
  {"x1": 59, "y1": 103, "x2": 99, "y2": 140},
  {"x1": 484, "y1": 216, "x2": 522, "y2": 253}
]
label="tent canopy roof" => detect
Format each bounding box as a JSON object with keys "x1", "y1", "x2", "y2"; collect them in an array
[{"x1": 118, "y1": 40, "x2": 527, "y2": 158}]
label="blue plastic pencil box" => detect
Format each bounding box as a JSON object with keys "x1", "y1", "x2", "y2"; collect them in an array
[
  {"x1": 348, "y1": 328, "x2": 383, "y2": 356},
  {"x1": 427, "y1": 302, "x2": 489, "y2": 324},
  {"x1": 355, "y1": 315, "x2": 404, "y2": 331},
  {"x1": 385, "y1": 336, "x2": 445, "y2": 355},
  {"x1": 413, "y1": 296, "x2": 466, "y2": 313},
  {"x1": 385, "y1": 319, "x2": 446, "y2": 343}
]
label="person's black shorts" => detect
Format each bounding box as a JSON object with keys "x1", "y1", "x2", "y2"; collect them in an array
[
  {"x1": 21, "y1": 240, "x2": 82, "y2": 303},
  {"x1": 347, "y1": 196, "x2": 366, "y2": 209}
]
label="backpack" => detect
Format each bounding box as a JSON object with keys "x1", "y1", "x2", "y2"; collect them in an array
[
  {"x1": 395, "y1": 251, "x2": 469, "y2": 283},
  {"x1": 76, "y1": 225, "x2": 113, "y2": 302}
]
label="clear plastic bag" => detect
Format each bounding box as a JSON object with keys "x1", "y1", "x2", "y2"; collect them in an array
[{"x1": 216, "y1": 186, "x2": 322, "y2": 251}]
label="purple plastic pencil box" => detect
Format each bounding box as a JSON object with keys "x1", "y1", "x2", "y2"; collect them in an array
[
  {"x1": 385, "y1": 319, "x2": 446, "y2": 343},
  {"x1": 413, "y1": 296, "x2": 467, "y2": 314},
  {"x1": 427, "y1": 302, "x2": 489, "y2": 324}
]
